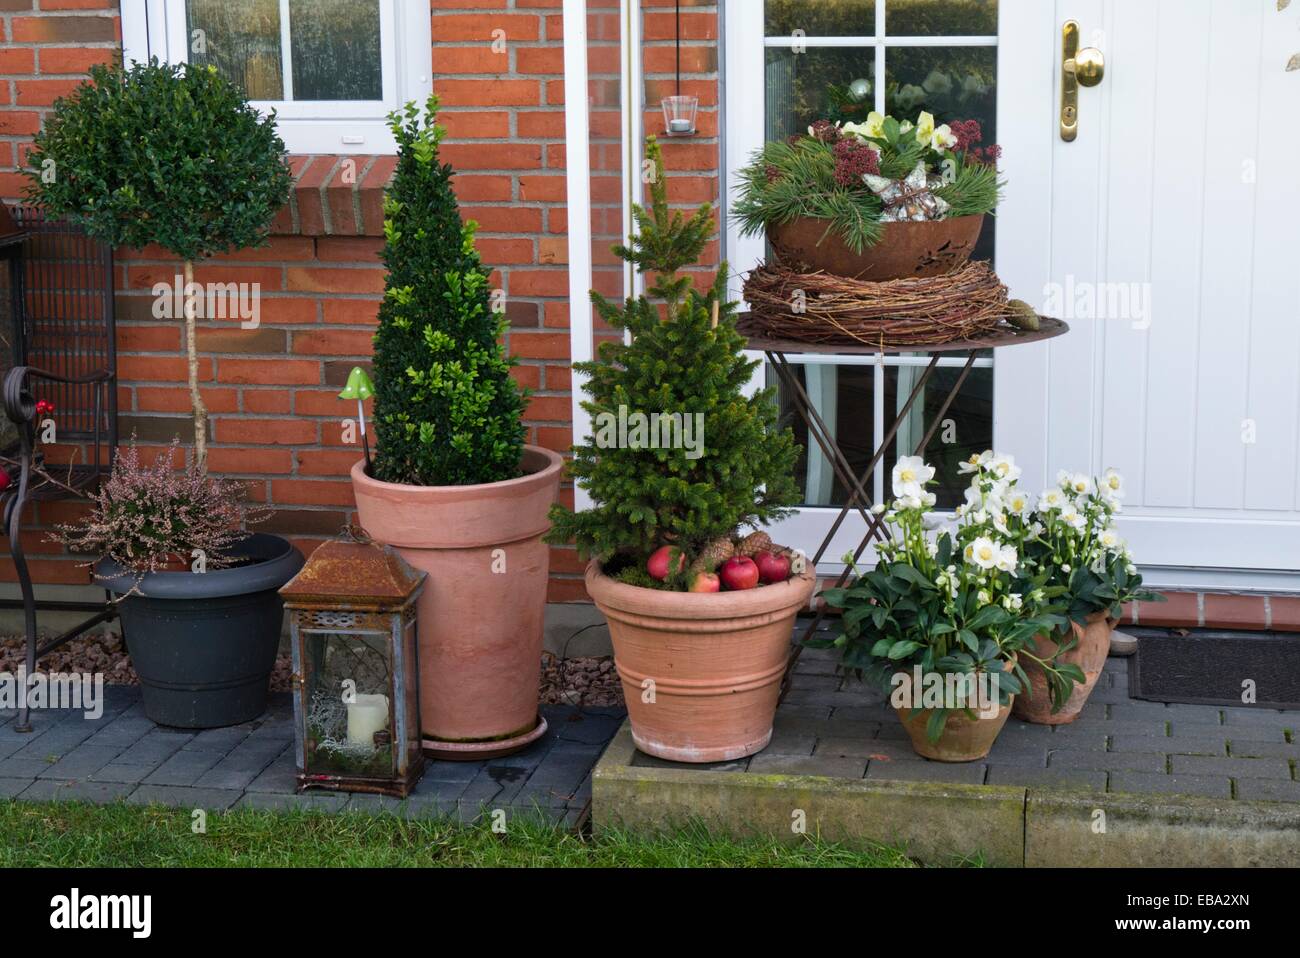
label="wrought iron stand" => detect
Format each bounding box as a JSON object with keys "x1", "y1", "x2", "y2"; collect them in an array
[
  {"x1": 0, "y1": 207, "x2": 118, "y2": 732},
  {"x1": 736, "y1": 315, "x2": 1070, "y2": 699}
]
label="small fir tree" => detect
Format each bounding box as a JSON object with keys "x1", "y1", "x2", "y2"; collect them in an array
[
  {"x1": 369, "y1": 97, "x2": 526, "y2": 486},
  {"x1": 26, "y1": 59, "x2": 291, "y2": 471},
  {"x1": 548, "y1": 138, "x2": 800, "y2": 567}
]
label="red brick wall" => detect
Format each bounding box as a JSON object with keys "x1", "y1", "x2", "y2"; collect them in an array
[{"x1": 0, "y1": 0, "x2": 724, "y2": 604}]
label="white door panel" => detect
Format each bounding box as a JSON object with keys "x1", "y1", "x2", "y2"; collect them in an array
[{"x1": 997, "y1": 0, "x2": 1300, "y2": 583}]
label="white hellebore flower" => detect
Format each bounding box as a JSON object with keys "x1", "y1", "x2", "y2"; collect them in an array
[
  {"x1": 1068, "y1": 473, "x2": 1093, "y2": 496},
  {"x1": 929, "y1": 124, "x2": 958, "y2": 151},
  {"x1": 966, "y1": 536, "x2": 1000, "y2": 570},
  {"x1": 1059, "y1": 505, "x2": 1087, "y2": 531},
  {"x1": 1101, "y1": 468, "x2": 1125, "y2": 500},
  {"x1": 977, "y1": 590, "x2": 993, "y2": 606},
  {"x1": 1007, "y1": 491, "x2": 1030, "y2": 515},
  {"x1": 1038, "y1": 488, "x2": 1065, "y2": 512},
  {"x1": 1099, "y1": 528, "x2": 1125, "y2": 553},
  {"x1": 988, "y1": 453, "x2": 1021, "y2": 484},
  {"x1": 996, "y1": 544, "x2": 1019, "y2": 573},
  {"x1": 844, "y1": 111, "x2": 887, "y2": 141},
  {"x1": 892, "y1": 455, "x2": 935, "y2": 500}
]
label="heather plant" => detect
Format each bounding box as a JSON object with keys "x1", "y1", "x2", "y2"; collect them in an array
[
  {"x1": 52, "y1": 440, "x2": 268, "y2": 575},
  {"x1": 26, "y1": 59, "x2": 290, "y2": 470},
  {"x1": 368, "y1": 95, "x2": 526, "y2": 487}
]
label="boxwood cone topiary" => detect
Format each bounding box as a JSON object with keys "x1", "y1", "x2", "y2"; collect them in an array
[
  {"x1": 369, "y1": 96, "x2": 527, "y2": 487},
  {"x1": 547, "y1": 137, "x2": 800, "y2": 565},
  {"x1": 25, "y1": 59, "x2": 291, "y2": 472}
]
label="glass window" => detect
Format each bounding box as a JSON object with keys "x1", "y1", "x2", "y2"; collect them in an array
[{"x1": 761, "y1": 0, "x2": 999, "y2": 511}]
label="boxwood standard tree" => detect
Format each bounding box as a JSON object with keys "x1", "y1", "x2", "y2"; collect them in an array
[
  {"x1": 368, "y1": 97, "x2": 526, "y2": 487},
  {"x1": 548, "y1": 138, "x2": 801, "y2": 563},
  {"x1": 26, "y1": 59, "x2": 290, "y2": 471}
]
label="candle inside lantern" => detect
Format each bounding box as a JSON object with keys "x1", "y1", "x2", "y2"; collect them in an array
[
  {"x1": 346, "y1": 693, "x2": 389, "y2": 747},
  {"x1": 669, "y1": 118, "x2": 692, "y2": 133}
]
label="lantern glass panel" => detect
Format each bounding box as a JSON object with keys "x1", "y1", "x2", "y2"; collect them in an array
[{"x1": 301, "y1": 620, "x2": 396, "y2": 780}]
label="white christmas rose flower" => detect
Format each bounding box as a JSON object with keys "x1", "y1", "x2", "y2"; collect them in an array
[
  {"x1": 1099, "y1": 528, "x2": 1125, "y2": 552},
  {"x1": 1038, "y1": 488, "x2": 1065, "y2": 512},
  {"x1": 988, "y1": 454, "x2": 1021, "y2": 484},
  {"x1": 1068, "y1": 473, "x2": 1093, "y2": 496},
  {"x1": 892, "y1": 455, "x2": 935, "y2": 499},
  {"x1": 1059, "y1": 505, "x2": 1087, "y2": 530},
  {"x1": 996, "y1": 544, "x2": 1019, "y2": 573},
  {"x1": 930, "y1": 124, "x2": 959, "y2": 151},
  {"x1": 1101, "y1": 468, "x2": 1125, "y2": 500},
  {"x1": 844, "y1": 111, "x2": 887, "y2": 141},
  {"x1": 965, "y1": 536, "x2": 1000, "y2": 570},
  {"x1": 1007, "y1": 491, "x2": 1030, "y2": 515}
]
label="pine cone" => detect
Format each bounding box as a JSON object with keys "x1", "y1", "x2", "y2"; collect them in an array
[{"x1": 737, "y1": 531, "x2": 773, "y2": 557}]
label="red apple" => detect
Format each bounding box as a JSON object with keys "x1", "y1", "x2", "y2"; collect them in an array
[
  {"x1": 689, "y1": 572, "x2": 721, "y2": 593},
  {"x1": 719, "y1": 555, "x2": 760, "y2": 591},
  {"x1": 755, "y1": 550, "x2": 791, "y2": 584},
  {"x1": 647, "y1": 545, "x2": 685, "y2": 581},
  {"x1": 0, "y1": 471, "x2": 9, "y2": 491}
]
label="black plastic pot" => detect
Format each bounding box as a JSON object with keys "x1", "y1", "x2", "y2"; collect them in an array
[{"x1": 97, "y1": 533, "x2": 305, "y2": 729}]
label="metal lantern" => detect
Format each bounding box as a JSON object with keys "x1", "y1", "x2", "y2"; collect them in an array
[{"x1": 280, "y1": 538, "x2": 426, "y2": 798}]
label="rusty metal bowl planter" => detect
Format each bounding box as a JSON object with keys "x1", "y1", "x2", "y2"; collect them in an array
[
  {"x1": 586, "y1": 560, "x2": 817, "y2": 763},
  {"x1": 768, "y1": 213, "x2": 985, "y2": 282}
]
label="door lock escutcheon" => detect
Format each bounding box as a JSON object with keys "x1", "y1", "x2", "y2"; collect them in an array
[{"x1": 1061, "y1": 20, "x2": 1105, "y2": 142}]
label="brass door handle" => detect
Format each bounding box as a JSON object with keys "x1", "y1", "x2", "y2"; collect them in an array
[{"x1": 1061, "y1": 20, "x2": 1105, "y2": 141}]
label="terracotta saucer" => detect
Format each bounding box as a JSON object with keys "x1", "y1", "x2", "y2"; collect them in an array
[{"x1": 421, "y1": 714, "x2": 549, "y2": 762}]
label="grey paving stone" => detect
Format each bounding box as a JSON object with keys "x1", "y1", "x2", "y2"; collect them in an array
[
  {"x1": 992, "y1": 721, "x2": 1058, "y2": 744},
  {"x1": 747, "y1": 752, "x2": 866, "y2": 778},
  {"x1": 243, "y1": 756, "x2": 297, "y2": 795},
  {"x1": 1110, "y1": 734, "x2": 1227, "y2": 756},
  {"x1": 1109, "y1": 701, "x2": 1212, "y2": 721},
  {"x1": 17, "y1": 778, "x2": 137, "y2": 804},
  {"x1": 10, "y1": 722, "x2": 98, "y2": 759},
  {"x1": 1220, "y1": 707, "x2": 1297, "y2": 727},
  {"x1": 37, "y1": 744, "x2": 122, "y2": 780},
  {"x1": 982, "y1": 740, "x2": 1049, "y2": 768},
  {"x1": 1233, "y1": 778, "x2": 1300, "y2": 803},
  {"x1": 235, "y1": 791, "x2": 350, "y2": 813},
  {"x1": 182, "y1": 725, "x2": 255, "y2": 753},
  {"x1": 110, "y1": 730, "x2": 192, "y2": 767},
  {"x1": 814, "y1": 736, "x2": 911, "y2": 761},
  {"x1": 828, "y1": 704, "x2": 894, "y2": 722},
  {"x1": 193, "y1": 745, "x2": 286, "y2": 790},
  {"x1": 790, "y1": 673, "x2": 840, "y2": 691},
  {"x1": 142, "y1": 748, "x2": 226, "y2": 787},
  {"x1": 83, "y1": 715, "x2": 157, "y2": 749},
  {"x1": 0, "y1": 777, "x2": 34, "y2": 798},
  {"x1": 1103, "y1": 656, "x2": 1129, "y2": 674},
  {"x1": 548, "y1": 712, "x2": 623, "y2": 745},
  {"x1": 761, "y1": 727, "x2": 816, "y2": 756},
  {"x1": 986, "y1": 765, "x2": 1107, "y2": 790},
  {"x1": 412, "y1": 775, "x2": 470, "y2": 803},
  {"x1": 87, "y1": 764, "x2": 157, "y2": 785},
  {"x1": 865, "y1": 759, "x2": 987, "y2": 785},
  {"x1": 1048, "y1": 749, "x2": 1166, "y2": 773},
  {"x1": 1174, "y1": 722, "x2": 1285, "y2": 743},
  {"x1": 784, "y1": 687, "x2": 881, "y2": 708},
  {"x1": 1109, "y1": 771, "x2": 1232, "y2": 799},
  {"x1": 1169, "y1": 755, "x2": 1293, "y2": 780},
  {"x1": 777, "y1": 704, "x2": 833, "y2": 721},
  {"x1": 1228, "y1": 740, "x2": 1300, "y2": 760},
  {"x1": 419, "y1": 760, "x2": 483, "y2": 785},
  {"x1": 128, "y1": 785, "x2": 242, "y2": 810},
  {"x1": 2, "y1": 757, "x2": 60, "y2": 778}
]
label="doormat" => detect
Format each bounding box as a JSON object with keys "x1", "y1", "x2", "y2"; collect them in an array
[{"x1": 1130, "y1": 631, "x2": 1300, "y2": 710}]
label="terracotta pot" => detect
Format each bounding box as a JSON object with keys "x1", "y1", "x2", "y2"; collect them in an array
[
  {"x1": 892, "y1": 658, "x2": 1016, "y2": 762},
  {"x1": 586, "y1": 560, "x2": 816, "y2": 763},
  {"x1": 768, "y1": 213, "x2": 985, "y2": 282},
  {"x1": 1013, "y1": 611, "x2": 1115, "y2": 725},
  {"x1": 351, "y1": 447, "x2": 563, "y2": 758}
]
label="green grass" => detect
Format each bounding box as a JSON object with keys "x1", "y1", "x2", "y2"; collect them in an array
[{"x1": 0, "y1": 800, "x2": 924, "y2": 868}]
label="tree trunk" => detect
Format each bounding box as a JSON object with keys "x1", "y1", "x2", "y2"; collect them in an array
[{"x1": 183, "y1": 259, "x2": 208, "y2": 471}]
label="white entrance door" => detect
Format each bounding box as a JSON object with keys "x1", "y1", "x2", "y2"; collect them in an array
[
  {"x1": 725, "y1": 0, "x2": 1300, "y2": 591},
  {"x1": 996, "y1": 0, "x2": 1300, "y2": 591}
]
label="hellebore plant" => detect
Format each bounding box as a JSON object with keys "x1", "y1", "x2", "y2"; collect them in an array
[{"x1": 815, "y1": 453, "x2": 1084, "y2": 742}]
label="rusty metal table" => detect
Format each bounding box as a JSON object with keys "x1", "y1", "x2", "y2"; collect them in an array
[{"x1": 736, "y1": 315, "x2": 1071, "y2": 698}]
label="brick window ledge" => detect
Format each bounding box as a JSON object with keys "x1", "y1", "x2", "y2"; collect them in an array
[{"x1": 273, "y1": 155, "x2": 398, "y2": 238}]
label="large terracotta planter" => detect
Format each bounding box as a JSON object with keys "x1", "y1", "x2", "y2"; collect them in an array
[
  {"x1": 768, "y1": 213, "x2": 984, "y2": 281},
  {"x1": 351, "y1": 447, "x2": 563, "y2": 759},
  {"x1": 892, "y1": 658, "x2": 1016, "y2": 762},
  {"x1": 586, "y1": 560, "x2": 816, "y2": 763},
  {"x1": 1013, "y1": 612, "x2": 1115, "y2": 725}
]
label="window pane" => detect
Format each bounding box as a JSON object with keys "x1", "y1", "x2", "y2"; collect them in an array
[
  {"x1": 885, "y1": 45, "x2": 997, "y2": 261},
  {"x1": 765, "y1": 48, "x2": 875, "y2": 141},
  {"x1": 187, "y1": 0, "x2": 284, "y2": 100},
  {"x1": 766, "y1": 0, "x2": 876, "y2": 37},
  {"x1": 768, "y1": 363, "x2": 877, "y2": 509},
  {"x1": 885, "y1": 366, "x2": 993, "y2": 510},
  {"x1": 289, "y1": 0, "x2": 383, "y2": 101},
  {"x1": 886, "y1": 0, "x2": 998, "y2": 36}
]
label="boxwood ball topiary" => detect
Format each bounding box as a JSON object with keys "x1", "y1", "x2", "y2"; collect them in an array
[
  {"x1": 26, "y1": 59, "x2": 290, "y2": 264},
  {"x1": 368, "y1": 96, "x2": 527, "y2": 487},
  {"x1": 25, "y1": 58, "x2": 291, "y2": 469}
]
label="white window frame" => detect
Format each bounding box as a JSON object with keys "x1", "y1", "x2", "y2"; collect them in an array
[
  {"x1": 723, "y1": 0, "x2": 1000, "y2": 568},
  {"x1": 120, "y1": 0, "x2": 433, "y2": 154}
]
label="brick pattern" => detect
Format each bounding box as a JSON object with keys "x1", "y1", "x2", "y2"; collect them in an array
[
  {"x1": 0, "y1": 685, "x2": 620, "y2": 825},
  {"x1": 0, "y1": 0, "x2": 723, "y2": 602},
  {"x1": 629, "y1": 624, "x2": 1300, "y2": 804},
  {"x1": 1123, "y1": 591, "x2": 1298, "y2": 632}
]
